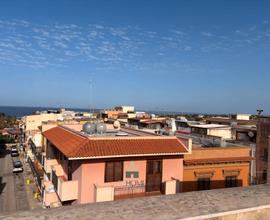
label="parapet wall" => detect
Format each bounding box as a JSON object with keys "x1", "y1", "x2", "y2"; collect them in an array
[{"x1": 1, "y1": 185, "x2": 270, "y2": 220}]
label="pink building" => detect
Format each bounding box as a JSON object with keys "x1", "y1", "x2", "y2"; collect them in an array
[{"x1": 40, "y1": 125, "x2": 190, "y2": 207}]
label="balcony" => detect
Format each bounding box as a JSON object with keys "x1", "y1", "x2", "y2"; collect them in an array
[
  {"x1": 42, "y1": 180, "x2": 61, "y2": 208},
  {"x1": 36, "y1": 152, "x2": 46, "y2": 166},
  {"x1": 51, "y1": 165, "x2": 78, "y2": 202},
  {"x1": 95, "y1": 180, "x2": 176, "y2": 202},
  {"x1": 44, "y1": 158, "x2": 58, "y2": 174}
]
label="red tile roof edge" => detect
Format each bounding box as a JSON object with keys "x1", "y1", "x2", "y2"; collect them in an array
[
  {"x1": 43, "y1": 126, "x2": 189, "y2": 159},
  {"x1": 184, "y1": 156, "x2": 254, "y2": 165}
]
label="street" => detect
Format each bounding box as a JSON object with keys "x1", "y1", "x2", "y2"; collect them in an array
[{"x1": 0, "y1": 147, "x2": 35, "y2": 213}]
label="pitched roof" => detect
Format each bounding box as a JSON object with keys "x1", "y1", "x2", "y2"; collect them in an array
[{"x1": 43, "y1": 126, "x2": 189, "y2": 159}]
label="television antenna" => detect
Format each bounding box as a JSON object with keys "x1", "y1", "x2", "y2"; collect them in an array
[{"x1": 89, "y1": 77, "x2": 94, "y2": 114}]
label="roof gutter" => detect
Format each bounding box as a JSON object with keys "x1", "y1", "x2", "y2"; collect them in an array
[{"x1": 68, "y1": 152, "x2": 190, "y2": 160}]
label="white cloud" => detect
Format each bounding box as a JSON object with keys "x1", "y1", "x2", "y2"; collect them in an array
[
  {"x1": 0, "y1": 19, "x2": 269, "y2": 69},
  {"x1": 201, "y1": 32, "x2": 214, "y2": 37}
]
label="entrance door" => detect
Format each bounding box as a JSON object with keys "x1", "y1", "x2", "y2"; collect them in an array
[{"x1": 146, "y1": 160, "x2": 162, "y2": 192}]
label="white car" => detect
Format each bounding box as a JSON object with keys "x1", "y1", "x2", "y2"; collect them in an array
[
  {"x1": 11, "y1": 148, "x2": 19, "y2": 157},
  {"x1": 13, "y1": 160, "x2": 23, "y2": 173}
]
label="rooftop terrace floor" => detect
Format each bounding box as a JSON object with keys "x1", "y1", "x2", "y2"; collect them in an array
[{"x1": 1, "y1": 184, "x2": 270, "y2": 220}]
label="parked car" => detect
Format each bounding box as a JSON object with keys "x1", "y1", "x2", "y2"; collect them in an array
[
  {"x1": 13, "y1": 160, "x2": 23, "y2": 173},
  {"x1": 11, "y1": 146, "x2": 17, "y2": 151},
  {"x1": 11, "y1": 147, "x2": 19, "y2": 157}
]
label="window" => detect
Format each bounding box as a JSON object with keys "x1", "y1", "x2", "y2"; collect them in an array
[
  {"x1": 197, "y1": 178, "x2": 211, "y2": 190},
  {"x1": 225, "y1": 176, "x2": 237, "y2": 188},
  {"x1": 105, "y1": 161, "x2": 123, "y2": 182}
]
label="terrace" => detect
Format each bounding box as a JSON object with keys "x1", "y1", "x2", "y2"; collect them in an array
[{"x1": 2, "y1": 184, "x2": 270, "y2": 219}]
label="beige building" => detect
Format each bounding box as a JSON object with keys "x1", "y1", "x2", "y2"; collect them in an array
[
  {"x1": 190, "y1": 124, "x2": 232, "y2": 139},
  {"x1": 24, "y1": 113, "x2": 63, "y2": 133},
  {"x1": 231, "y1": 114, "x2": 252, "y2": 121},
  {"x1": 117, "y1": 106, "x2": 135, "y2": 113}
]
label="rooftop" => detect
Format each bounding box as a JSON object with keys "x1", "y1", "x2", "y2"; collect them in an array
[
  {"x1": 43, "y1": 126, "x2": 189, "y2": 159},
  {"x1": 189, "y1": 124, "x2": 230, "y2": 129},
  {"x1": 184, "y1": 156, "x2": 254, "y2": 165},
  {"x1": 2, "y1": 185, "x2": 270, "y2": 220},
  {"x1": 206, "y1": 117, "x2": 257, "y2": 125}
]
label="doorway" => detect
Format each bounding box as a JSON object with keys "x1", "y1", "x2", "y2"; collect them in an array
[{"x1": 146, "y1": 160, "x2": 162, "y2": 192}]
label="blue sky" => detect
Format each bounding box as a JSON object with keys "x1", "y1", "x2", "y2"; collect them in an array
[{"x1": 0, "y1": 0, "x2": 270, "y2": 114}]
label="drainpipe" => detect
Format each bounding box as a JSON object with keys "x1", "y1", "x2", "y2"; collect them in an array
[
  {"x1": 68, "y1": 160, "x2": 72, "y2": 181},
  {"x1": 267, "y1": 135, "x2": 270, "y2": 184},
  {"x1": 250, "y1": 143, "x2": 256, "y2": 185}
]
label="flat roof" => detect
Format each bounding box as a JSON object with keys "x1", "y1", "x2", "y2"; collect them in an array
[
  {"x1": 206, "y1": 117, "x2": 257, "y2": 125},
  {"x1": 190, "y1": 124, "x2": 230, "y2": 129}
]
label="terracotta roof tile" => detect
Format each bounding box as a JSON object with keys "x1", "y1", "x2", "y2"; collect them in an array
[
  {"x1": 43, "y1": 126, "x2": 87, "y2": 157},
  {"x1": 184, "y1": 157, "x2": 254, "y2": 165},
  {"x1": 43, "y1": 126, "x2": 188, "y2": 159}
]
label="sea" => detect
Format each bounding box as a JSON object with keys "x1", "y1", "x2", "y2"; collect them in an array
[
  {"x1": 0, "y1": 106, "x2": 92, "y2": 118},
  {"x1": 0, "y1": 106, "x2": 184, "y2": 118}
]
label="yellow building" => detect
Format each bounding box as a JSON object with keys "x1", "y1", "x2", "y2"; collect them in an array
[{"x1": 24, "y1": 113, "x2": 63, "y2": 134}]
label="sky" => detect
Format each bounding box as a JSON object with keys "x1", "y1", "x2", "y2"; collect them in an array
[{"x1": 0, "y1": 0, "x2": 270, "y2": 114}]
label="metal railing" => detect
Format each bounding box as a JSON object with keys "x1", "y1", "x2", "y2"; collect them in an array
[
  {"x1": 27, "y1": 157, "x2": 42, "y2": 190},
  {"x1": 114, "y1": 185, "x2": 145, "y2": 197},
  {"x1": 51, "y1": 170, "x2": 58, "y2": 192}
]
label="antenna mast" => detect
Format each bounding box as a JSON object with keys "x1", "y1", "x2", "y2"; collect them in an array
[{"x1": 89, "y1": 77, "x2": 94, "y2": 115}]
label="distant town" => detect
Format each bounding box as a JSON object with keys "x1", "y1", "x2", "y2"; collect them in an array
[
  {"x1": 1, "y1": 0, "x2": 270, "y2": 218},
  {"x1": 1, "y1": 105, "x2": 269, "y2": 213}
]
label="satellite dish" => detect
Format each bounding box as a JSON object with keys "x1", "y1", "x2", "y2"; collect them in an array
[
  {"x1": 113, "y1": 120, "x2": 120, "y2": 129},
  {"x1": 248, "y1": 131, "x2": 254, "y2": 138}
]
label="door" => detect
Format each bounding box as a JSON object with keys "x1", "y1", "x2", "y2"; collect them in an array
[
  {"x1": 197, "y1": 178, "x2": 211, "y2": 191},
  {"x1": 146, "y1": 160, "x2": 162, "y2": 192}
]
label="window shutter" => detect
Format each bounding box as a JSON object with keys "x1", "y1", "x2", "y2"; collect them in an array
[
  {"x1": 105, "y1": 162, "x2": 114, "y2": 182},
  {"x1": 114, "y1": 162, "x2": 123, "y2": 181}
]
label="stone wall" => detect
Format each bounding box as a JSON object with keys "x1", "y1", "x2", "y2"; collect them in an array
[{"x1": 1, "y1": 185, "x2": 270, "y2": 220}]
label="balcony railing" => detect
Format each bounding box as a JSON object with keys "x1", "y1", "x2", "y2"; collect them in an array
[
  {"x1": 52, "y1": 170, "x2": 58, "y2": 191},
  {"x1": 96, "y1": 180, "x2": 177, "y2": 202},
  {"x1": 42, "y1": 180, "x2": 61, "y2": 208},
  {"x1": 27, "y1": 157, "x2": 43, "y2": 190},
  {"x1": 36, "y1": 152, "x2": 44, "y2": 166},
  {"x1": 114, "y1": 185, "x2": 145, "y2": 197}
]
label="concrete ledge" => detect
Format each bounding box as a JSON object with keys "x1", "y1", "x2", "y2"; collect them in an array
[{"x1": 1, "y1": 185, "x2": 270, "y2": 220}]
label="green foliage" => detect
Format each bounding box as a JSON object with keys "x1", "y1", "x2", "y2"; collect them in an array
[
  {"x1": 0, "y1": 112, "x2": 16, "y2": 129},
  {"x1": 0, "y1": 135, "x2": 15, "y2": 144}
]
